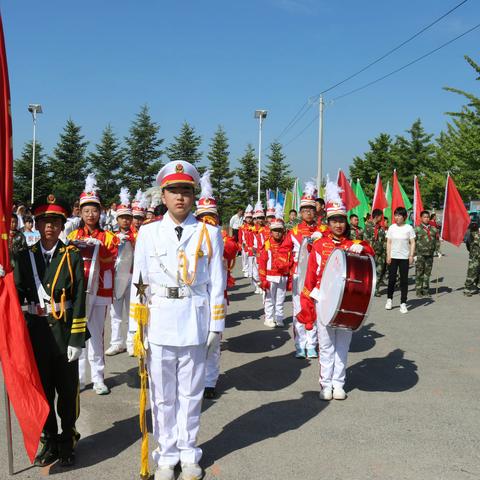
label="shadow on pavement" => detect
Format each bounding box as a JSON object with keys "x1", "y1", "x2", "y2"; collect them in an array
[
  {"x1": 350, "y1": 323, "x2": 384, "y2": 353},
  {"x1": 346, "y1": 348, "x2": 418, "y2": 393},
  {"x1": 407, "y1": 297, "x2": 435, "y2": 310},
  {"x1": 226, "y1": 329, "x2": 291, "y2": 354},
  {"x1": 201, "y1": 391, "x2": 327, "y2": 468},
  {"x1": 108, "y1": 366, "x2": 141, "y2": 390},
  {"x1": 227, "y1": 307, "x2": 265, "y2": 327}
]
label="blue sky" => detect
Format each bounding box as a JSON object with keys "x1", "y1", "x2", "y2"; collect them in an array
[{"x1": 3, "y1": 0, "x2": 479, "y2": 185}]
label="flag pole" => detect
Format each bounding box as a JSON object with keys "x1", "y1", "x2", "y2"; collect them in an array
[{"x1": 3, "y1": 381, "x2": 14, "y2": 475}]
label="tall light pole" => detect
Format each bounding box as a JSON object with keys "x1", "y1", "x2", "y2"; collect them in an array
[
  {"x1": 316, "y1": 96, "x2": 324, "y2": 196},
  {"x1": 28, "y1": 103, "x2": 43, "y2": 204},
  {"x1": 254, "y1": 109, "x2": 267, "y2": 203}
]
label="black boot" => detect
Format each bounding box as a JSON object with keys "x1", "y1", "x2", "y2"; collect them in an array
[
  {"x1": 203, "y1": 387, "x2": 216, "y2": 399},
  {"x1": 34, "y1": 439, "x2": 58, "y2": 467}
]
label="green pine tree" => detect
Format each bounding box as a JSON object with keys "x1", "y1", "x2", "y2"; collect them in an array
[
  {"x1": 48, "y1": 119, "x2": 88, "y2": 205},
  {"x1": 89, "y1": 125, "x2": 126, "y2": 206},
  {"x1": 14, "y1": 141, "x2": 49, "y2": 204},
  {"x1": 166, "y1": 122, "x2": 202, "y2": 165},
  {"x1": 123, "y1": 105, "x2": 164, "y2": 194},
  {"x1": 262, "y1": 141, "x2": 294, "y2": 193},
  {"x1": 232, "y1": 144, "x2": 258, "y2": 207},
  {"x1": 207, "y1": 126, "x2": 234, "y2": 222}
]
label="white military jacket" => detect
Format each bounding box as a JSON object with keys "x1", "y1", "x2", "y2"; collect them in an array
[{"x1": 129, "y1": 211, "x2": 226, "y2": 347}]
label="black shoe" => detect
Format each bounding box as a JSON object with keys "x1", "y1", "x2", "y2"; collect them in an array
[
  {"x1": 59, "y1": 451, "x2": 75, "y2": 467},
  {"x1": 203, "y1": 387, "x2": 216, "y2": 399},
  {"x1": 34, "y1": 442, "x2": 58, "y2": 467},
  {"x1": 374, "y1": 291, "x2": 381, "y2": 297}
]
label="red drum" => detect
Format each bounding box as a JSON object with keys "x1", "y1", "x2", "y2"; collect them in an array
[{"x1": 318, "y1": 248, "x2": 376, "y2": 331}]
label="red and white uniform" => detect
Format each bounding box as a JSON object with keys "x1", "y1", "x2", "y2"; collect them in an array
[
  {"x1": 300, "y1": 234, "x2": 374, "y2": 390},
  {"x1": 284, "y1": 221, "x2": 328, "y2": 350},
  {"x1": 68, "y1": 227, "x2": 119, "y2": 385},
  {"x1": 258, "y1": 236, "x2": 292, "y2": 327},
  {"x1": 238, "y1": 223, "x2": 253, "y2": 276}
]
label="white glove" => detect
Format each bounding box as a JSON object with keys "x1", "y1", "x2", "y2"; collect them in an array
[
  {"x1": 206, "y1": 332, "x2": 220, "y2": 353},
  {"x1": 311, "y1": 232, "x2": 323, "y2": 240},
  {"x1": 67, "y1": 346, "x2": 82, "y2": 362},
  {"x1": 0, "y1": 264, "x2": 4, "y2": 277},
  {"x1": 349, "y1": 243, "x2": 364, "y2": 254},
  {"x1": 436, "y1": 252, "x2": 442, "y2": 258},
  {"x1": 85, "y1": 237, "x2": 101, "y2": 246}
]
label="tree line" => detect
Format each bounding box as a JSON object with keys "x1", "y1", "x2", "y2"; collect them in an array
[
  {"x1": 14, "y1": 106, "x2": 295, "y2": 222},
  {"x1": 349, "y1": 55, "x2": 480, "y2": 208}
]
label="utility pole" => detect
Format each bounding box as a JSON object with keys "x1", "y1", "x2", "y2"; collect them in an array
[
  {"x1": 316, "y1": 95, "x2": 324, "y2": 196},
  {"x1": 28, "y1": 104, "x2": 43, "y2": 204},
  {"x1": 254, "y1": 110, "x2": 268, "y2": 203}
]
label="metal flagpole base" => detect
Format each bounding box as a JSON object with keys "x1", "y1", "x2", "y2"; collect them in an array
[{"x1": 3, "y1": 381, "x2": 14, "y2": 475}]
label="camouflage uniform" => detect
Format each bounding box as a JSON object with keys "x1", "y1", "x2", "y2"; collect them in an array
[
  {"x1": 8, "y1": 229, "x2": 28, "y2": 268},
  {"x1": 464, "y1": 229, "x2": 480, "y2": 296},
  {"x1": 350, "y1": 226, "x2": 364, "y2": 241},
  {"x1": 414, "y1": 224, "x2": 440, "y2": 296},
  {"x1": 285, "y1": 217, "x2": 301, "y2": 230},
  {"x1": 364, "y1": 220, "x2": 386, "y2": 295}
]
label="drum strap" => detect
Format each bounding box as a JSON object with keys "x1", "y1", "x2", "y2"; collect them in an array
[
  {"x1": 86, "y1": 242, "x2": 100, "y2": 321},
  {"x1": 29, "y1": 250, "x2": 50, "y2": 310}
]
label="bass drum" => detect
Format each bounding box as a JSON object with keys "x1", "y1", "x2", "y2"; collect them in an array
[
  {"x1": 296, "y1": 237, "x2": 312, "y2": 293},
  {"x1": 318, "y1": 248, "x2": 376, "y2": 331},
  {"x1": 114, "y1": 239, "x2": 134, "y2": 300}
]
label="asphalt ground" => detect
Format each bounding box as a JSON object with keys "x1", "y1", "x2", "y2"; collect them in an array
[{"x1": 1, "y1": 242, "x2": 479, "y2": 480}]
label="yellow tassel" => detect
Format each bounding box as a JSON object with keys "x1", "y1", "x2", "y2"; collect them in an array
[{"x1": 139, "y1": 367, "x2": 150, "y2": 479}]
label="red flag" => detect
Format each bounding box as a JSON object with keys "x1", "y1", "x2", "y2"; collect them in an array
[
  {"x1": 441, "y1": 174, "x2": 470, "y2": 247},
  {"x1": 390, "y1": 169, "x2": 405, "y2": 215},
  {"x1": 371, "y1": 173, "x2": 388, "y2": 212},
  {"x1": 337, "y1": 169, "x2": 359, "y2": 211},
  {"x1": 0, "y1": 13, "x2": 49, "y2": 463},
  {"x1": 413, "y1": 175, "x2": 424, "y2": 227}
]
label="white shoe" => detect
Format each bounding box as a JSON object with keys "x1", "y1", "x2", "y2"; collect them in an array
[
  {"x1": 399, "y1": 303, "x2": 408, "y2": 314},
  {"x1": 181, "y1": 463, "x2": 202, "y2": 480},
  {"x1": 319, "y1": 387, "x2": 333, "y2": 401},
  {"x1": 255, "y1": 286, "x2": 262, "y2": 294},
  {"x1": 333, "y1": 387, "x2": 347, "y2": 400},
  {"x1": 93, "y1": 382, "x2": 110, "y2": 395},
  {"x1": 264, "y1": 320, "x2": 276, "y2": 328},
  {"x1": 154, "y1": 466, "x2": 175, "y2": 480},
  {"x1": 127, "y1": 345, "x2": 135, "y2": 357},
  {"x1": 385, "y1": 298, "x2": 392, "y2": 310},
  {"x1": 105, "y1": 344, "x2": 126, "y2": 356}
]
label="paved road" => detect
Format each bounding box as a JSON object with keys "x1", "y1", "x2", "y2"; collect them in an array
[{"x1": 1, "y1": 243, "x2": 480, "y2": 479}]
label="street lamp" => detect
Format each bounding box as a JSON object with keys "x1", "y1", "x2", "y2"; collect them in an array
[
  {"x1": 28, "y1": 103, "x2": 43, "y2": 204},
  {"x1": 254, "y1": 109, "x2": 267, "y2": 203}
]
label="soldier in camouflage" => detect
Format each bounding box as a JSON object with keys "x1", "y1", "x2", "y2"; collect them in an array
[
  {"x1": 464, "y1": 222, "x2": 480, "y2": 296},
  {"x1": 414, "y1": 210, "x2": 441, "y2": 297},
  {"x1": 364, "y1": 209, "x2": 386, "y2": 296},
  {"x1": 349, "y1": 213, "x2": 364, "y2": 240}
]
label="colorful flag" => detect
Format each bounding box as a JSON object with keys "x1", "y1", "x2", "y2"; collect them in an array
[
  {"x1": 441, "y1": 173, "x2": 470, "y2": 246},
  {"x1": 388, "y1": 170, "x2": 412, "y2": 222},
  {"x1": 391, "y1": 169, "x2": 404, "y2": 215},
  {"x1": 413, "y1": 175, "x2": 424, "y2": 227},
  {"x1": 371, "y1": 173, "x2": 388, "y2": 213},
  {"x1": 283, "y1": 189, "x2": 293, "y2": 222},
  {"x1": 0, "y1": 13, "x2": 49, "y2": 464},
  {"x1": 337, "y1": 169, "x2": 360, "y2": 211},
  {"x1": 352, "y1": 179, "x2": 370, "y2": 228},
  {"x1": 277, "y1": 190, "x2": 285, "y2": 207}
]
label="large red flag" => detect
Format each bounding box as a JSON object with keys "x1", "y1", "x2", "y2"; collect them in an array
[
  {"x1": 390, "y1": 169, "x2": 405, "y2": 215},
  {"x1": 441, "y1": 174, "x2": 470, "y2": 247},
  {"x1": 413, "y1": 175, "x2": 424, "y2": 227},
  {"x1": 0, "y1": 13, "x2": 49, "y2": 464},
  {"x1": 337, "y1": 169, "x2": 359, "y2": 211},
  {"x1": 371, "y1": 173, "x2": 388, "y2": 212}
]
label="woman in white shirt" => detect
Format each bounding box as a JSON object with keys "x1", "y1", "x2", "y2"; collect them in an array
[{"x1": 385, "y1": 207, "x2": 416, "y2": 313}]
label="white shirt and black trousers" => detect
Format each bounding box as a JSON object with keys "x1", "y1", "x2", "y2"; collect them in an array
[
  {"x1": 386, "y1": 223, "x2": 416, "y2": 304},
  {"x1": 130, "y1": 212, "x2": 226, "y2": 468}
]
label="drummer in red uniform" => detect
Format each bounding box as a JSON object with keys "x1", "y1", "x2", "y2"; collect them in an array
[
  {"x1": 238, "y1": 204, "x2": 254, "y2": 278},
  {"x1": 299, "y1": 181, "x2": 374, "y2": 401},
  {"x1": 68, "y1": 174, "x2": 119, "y2": 395},
  {"x1": 106, "y1": 187, "x2": 137, "y2": 357},
  {"x1": 131, "y1": 190, "x2": 147, "y2": 231},
  {"x1": 252, "y1": 201, "x2": 267, "y2": 294}
]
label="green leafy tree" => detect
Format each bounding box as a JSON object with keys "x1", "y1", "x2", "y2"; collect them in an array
[
  {"x1": 14, "y1": 141, "x2": 49, "y2": 204},
  {"x1": 232, "y1": 144, "x2": 258, "y2": 207},
  {"x1": 89, "y1": 125, "x2": 126, "y2": 206},
  {"x1": 122, "y1": 105, "x2": 164, "y2": 193},
  {"x1": 166, "y1": 122, "x2": 202, "y2": 165},
  {"x1": 262, "y1": 141, "x2": 294, "y2": 193},
  {"x1": 207, "y1": 126, "x2": 234, "y2": 222},
  {"x1": 48, "y1": 119, "x2": 88, "y2": 205}
]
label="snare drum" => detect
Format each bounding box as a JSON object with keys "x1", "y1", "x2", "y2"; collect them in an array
[{"x1": 318, "y1": 248, "x2": 376, "y2": 331}]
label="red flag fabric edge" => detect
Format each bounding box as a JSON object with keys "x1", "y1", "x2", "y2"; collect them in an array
[
  {"x1": 337, "y1": 169, "x2": 360, "y2": 211},
  {"x1": 371, "y1": 173, "x2": 388, "y2": 212},
  {"x1": 441, "y1": 175, "x2": 470, "y2": 247},
  {"x1": 391, "y1": 170, "x2": 405, "y2": 215}
]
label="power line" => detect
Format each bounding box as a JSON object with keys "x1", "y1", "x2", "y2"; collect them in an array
[
  {"x1": 274, "y1": 0, "x2": 469, "y2": 142},
  {"x1": 316, "y1": 0, "x2": 470, "y2": 97},
  {"x1": 332, "y1": 21, "x2": 480, "y2": 102},
  {"x1": 283, "y1": 112, "x2": 319, "y2": 149}
]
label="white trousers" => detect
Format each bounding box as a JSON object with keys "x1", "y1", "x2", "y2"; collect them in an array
[
  {"x1": 241, "y1": 249, "x2": 248, "y2": 274},
  {"x1": 292, "y1": 275, "x2": 318, "y2": 349},
  {"x1": 109, "y1": 283, "x2": 133, "y2": 348},
  {"x1": 264, "y1": 277, "x2": 287, "y2": 324},
  {"x1": 79, "y1": 303, "x2": 109, "y2": 384},
  {"x1": 317, "y1": 323, "x2": 352, "y2": 389},
  {"x1": 205, "y1": 333, "x2": 221, "y2": 388},
  {"x1": 148, "y1": 343, "x2": 206, "y2": 467}
]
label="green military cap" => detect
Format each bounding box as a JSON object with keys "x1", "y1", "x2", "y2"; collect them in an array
[{"x1": 32, "y1": 193, "x2": 71, "y2": 223}]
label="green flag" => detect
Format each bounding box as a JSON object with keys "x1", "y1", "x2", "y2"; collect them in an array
[
  {"x1": 352, "y1": 180, "x2": 370, "y2": 228},
  {"x1": 385, "y1": 179, "x2": 412, "y2": 224},
  {"x1": 284, "y1": 189, "x2": 293, "y2": 222}
]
